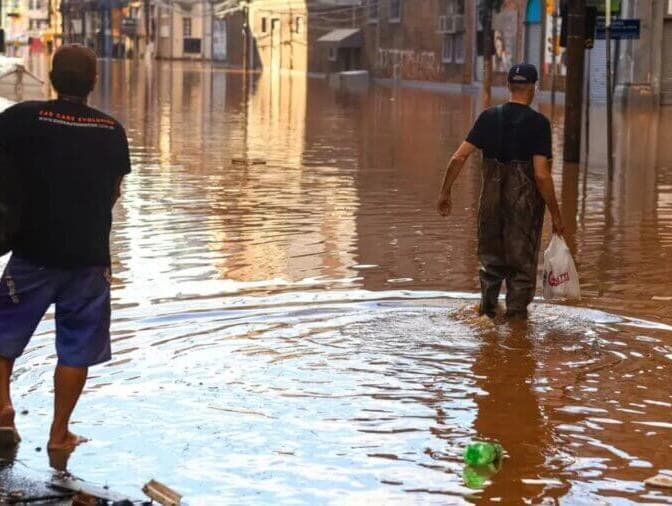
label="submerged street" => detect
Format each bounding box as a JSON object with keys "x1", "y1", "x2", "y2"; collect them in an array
[{"x1": 1, "y1": 60, "x2": 672, "y2": 503}]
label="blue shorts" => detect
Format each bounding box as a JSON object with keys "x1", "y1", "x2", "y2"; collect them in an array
[{"x1": 0, "y1": 255, "x2": 112, "y2": 367}]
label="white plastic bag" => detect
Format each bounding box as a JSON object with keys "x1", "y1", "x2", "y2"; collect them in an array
[{"x1": 543, "y1": 235, "x2": 581, "y2": 301}]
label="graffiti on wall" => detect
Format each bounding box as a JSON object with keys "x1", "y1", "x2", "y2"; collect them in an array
[{"x1": 377, "y1": 49, "x2": 444, "y2": 81}]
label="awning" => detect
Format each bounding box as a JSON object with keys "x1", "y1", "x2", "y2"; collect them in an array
[{"x1": 317, "y1": 29, "x2": 363, "y2": 49}]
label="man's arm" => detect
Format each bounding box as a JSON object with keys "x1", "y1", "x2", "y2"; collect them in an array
[
  {"x1": 532, "y1": 155, "x2": 564, "y2": 235},
  {"x1": 436, "y1": 141, "x2": 477, "y2": 217},
  {"x1": 112, "y1": 176, "x2": 124, "y2": 207}
]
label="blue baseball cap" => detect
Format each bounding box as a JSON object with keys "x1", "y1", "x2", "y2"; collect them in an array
[{"x1": 508, "y1": 63, "x2": 538, "y2": 84}]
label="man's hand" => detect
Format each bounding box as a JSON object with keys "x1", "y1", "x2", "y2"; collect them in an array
[
  {"x1": 437, "y1": 142, "x2": 476, "y2": 218},
  {"x1": 437, "y1": 194, "x2": 452, "y2": 217}
]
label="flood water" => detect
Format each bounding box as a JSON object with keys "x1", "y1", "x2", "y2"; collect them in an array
[{"x1": 1, "y1": 60, "x2": 672, "y2": 504}]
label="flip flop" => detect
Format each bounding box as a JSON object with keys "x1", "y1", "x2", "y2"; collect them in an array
[{"x1": 0, "y1": 426, "x2": 21, "y2": 447}]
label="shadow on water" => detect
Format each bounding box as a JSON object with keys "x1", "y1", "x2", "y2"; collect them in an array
[{"x1": 0, "y1": 60, "x2": 671, "y2": 503}]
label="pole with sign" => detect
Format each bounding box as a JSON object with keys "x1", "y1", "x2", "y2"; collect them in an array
[
  {"x1": 605, "y1": 0, "x2": 614, "y2": 180},
  {"x1": 604, "y1": 0, "x2": 614, "y2": 182}
]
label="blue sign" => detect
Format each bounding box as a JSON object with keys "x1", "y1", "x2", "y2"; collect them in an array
[{"x1": 596, "y1": 18, "x2": 641, "y2": 40}]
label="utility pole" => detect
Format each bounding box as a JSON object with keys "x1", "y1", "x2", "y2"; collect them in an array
[
  {"x1": 551, "y1": 2, "x2": 559, "y2": 113},
  {"x1": 242, "y1": 2, "x2": 248, "y2": 71},
  {"x1": 482, "y1": 7, "x2": 494, "y2": 107},
  {"x1": 605, "y1": 0, "x2": 614, "y2": 180},
  {"x1": 563, "y1": 0, "x2": 586, "y2": 163},
  {"x1": 144, "y1": 0, "x2": 150, "y2": 58}
]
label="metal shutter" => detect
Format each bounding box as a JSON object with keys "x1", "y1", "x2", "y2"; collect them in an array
[
  {"x1": 213, "y1": 19, "x2": 228, "y2": 62},
  {"x1": 662, "y1": 21, "x2": 672, "y2": 105},
  {"x1": 589, "y1": 39, "x2": 608, "y2": 102},
  {"x1": 525, "y1": 22, "x2": 542, "y2": 70}
]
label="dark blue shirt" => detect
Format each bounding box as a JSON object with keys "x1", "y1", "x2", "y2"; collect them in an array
[
  {"x1": 466, "y1": 103, "x2": 552, "y2": 163},
  {"x1": 0, "y1": 99, "x2": 131, "y2": 267}
]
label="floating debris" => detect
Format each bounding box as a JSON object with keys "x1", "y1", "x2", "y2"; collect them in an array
[{"x1": 143, "y1": 479, "x2": 182, "y2": 505}]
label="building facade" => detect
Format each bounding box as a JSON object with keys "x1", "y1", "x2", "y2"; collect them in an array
[
  {"x1": 611, "y1": 0, "x2": 672, "y2": 105},
  {"x1": 360, "y1": 0, "x2": 556, "y2": 89},
  {"x1": 1, "y1": 0, "x2": 61, "y2": 55},
  {"x1": 243, "y1": 0, "x2": 362, "y2": 74},
  {"x1": 60, "y1": 0, "x2": 130, "y2": 57},
  {"x1": 155, "y1": 0, "x2": 212, "y2": 60}
]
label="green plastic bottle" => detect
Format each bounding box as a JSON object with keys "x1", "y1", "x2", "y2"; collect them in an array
[
  {"x1": 463, "y1": 465, "x2": 490, "y2": 489},
  {"x1": 464, "y1": 442, "x2": 503, "y2": 467}
]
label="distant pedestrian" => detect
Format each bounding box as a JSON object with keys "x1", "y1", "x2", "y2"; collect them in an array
[
  {"x1": 0, "y1": 44, "x2": 131, "y2": 450},
  {"x1": 436, "y1": 63, "x2": 563, "y2": 319}
]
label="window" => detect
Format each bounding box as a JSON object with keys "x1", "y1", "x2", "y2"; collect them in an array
[
  {"x1": 183, "y1": 38, "x2": 201, "y2": 54},
  {"x1": 261, "y1": 17, "x2": 267, "y2": 33},
  {"x1": 442, "y1": 32, "x2": 465, "y2": 64},
  {"x1": 328, "y1": 47, "x2": 338, "y2": 61},
  {"x1": 446, "y1": 0, "x2": 464, "y2": 15},
  {"x1": 368, "y1": 0, "x2": 378, "y2": 22},
  {"x1": 454, "y1": 32, "x2": 465, "y2": 63},
  {"x1": 389, "y1": 0, "x2": 401, "y2": 22},
  {"x1": 442, "y1": 0, "x2": 465, "y2": 64},
  {"x1": 295, "y1": 16, "x2": 303, "y2": 34},
  {"x1": 183, "y1": 17, "x2": 192, "y2": 37},
  {"x1": 442, "y1": 35, "x2": 453, "y2": 63}
]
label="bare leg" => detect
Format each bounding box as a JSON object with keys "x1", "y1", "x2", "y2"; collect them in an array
[
  {"x1": 0, "y1": 356, "x2": 16, "y2": 427},
  {"x1": 48, "y1": 365, "x2": 89, "y2": 451},
  {"x1": 0, "y1": 355, "x2": 20, "y2": 446}
]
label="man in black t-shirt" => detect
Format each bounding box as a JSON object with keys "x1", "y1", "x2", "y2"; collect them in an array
[
  {"x1": 0, "y1": 45, "x2": 131, "y2": 450},
  {"x1": 436, "y1": 64, "x2": 563, "y2": 319}
]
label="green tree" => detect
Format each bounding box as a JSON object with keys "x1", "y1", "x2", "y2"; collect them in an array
[{"x1": 479, "y1": 0, "x2": 504, "y2": 107}]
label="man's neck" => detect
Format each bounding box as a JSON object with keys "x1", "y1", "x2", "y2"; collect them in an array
[
  {"x1": 508, "y1": 97, "x2": 531, "y2": 106},
  {"x1": 58, "y1": 94, "x2": 87, "y2": 105}
]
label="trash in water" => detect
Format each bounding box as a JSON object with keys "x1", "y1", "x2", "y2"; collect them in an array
[
  {"x1": 464, "y1": 441, "x2": 503, "y2": 467},
  {"x1": 231, "y1": 158, "x2": 267, "y2": 166},
  {"x1": 462, "y1": 442, "x2": 504, "y2": 489},
  {"x1": 463, "y1": 464, "x2": 500, "y2": 489},
  {"x1": 143, "y1": 479, "x2": 182, "y2": 505},
  {"x1": 644, "y1": 474, "x2": 672, "y2": 489}
]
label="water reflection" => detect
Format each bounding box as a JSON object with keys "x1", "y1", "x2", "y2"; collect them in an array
[
  {"x1": 471, "y1": 323, "x2": 561, "y2": 502},
  {"x1": 0, "y1": 62, "x2": 671, "y2": 503}
]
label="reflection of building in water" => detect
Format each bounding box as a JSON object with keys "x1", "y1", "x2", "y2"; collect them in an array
[
  {"x1": 222, "y1": 71, "x2": 359, "y2": 282},
  {"x1": 107, "y1": 61, "x2": 359, "y2": 285},
  {"x1": 567, "y1": 104, "x2": 672, "y2": 316},
  {"x1": 471, "y1": 329, "x2": 565, "y2": 502},
  {"x1": 354, "y1": 88, "x2": 481, "y2": 291}
]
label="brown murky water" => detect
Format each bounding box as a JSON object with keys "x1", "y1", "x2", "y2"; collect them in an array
[{"x1": 1, "y1": 60, "x2": 671, "y2": 504}]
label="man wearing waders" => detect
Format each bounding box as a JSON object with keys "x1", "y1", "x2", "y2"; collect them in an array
[{"x1": 436, "y1": 64, "x2": 563, "y2": 319}]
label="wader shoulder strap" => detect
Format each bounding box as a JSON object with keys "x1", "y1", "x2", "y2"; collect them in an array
[{"x1": 495, "y1": 104, "x2": 504, "y2": 163}]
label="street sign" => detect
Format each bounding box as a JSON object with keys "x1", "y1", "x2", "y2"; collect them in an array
[
  {"x1": 121, "y1": 17, "x2": 138, "y2": 36},
  {"x1": 595, "y1": 18, "x2": 640, "y2": 39}
]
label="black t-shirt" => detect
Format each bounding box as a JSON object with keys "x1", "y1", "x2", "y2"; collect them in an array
[
  {"x1": 466, "y1": 103, "x2": 552, "y2": 163},
  {"x1": 0, "y1": 99, "x2": 131, "y2": 267}
]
